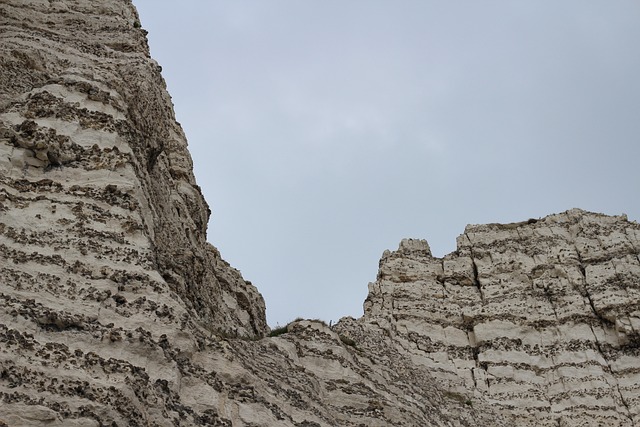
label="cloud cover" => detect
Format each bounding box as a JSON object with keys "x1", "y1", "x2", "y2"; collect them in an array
[{"x1": 135, "y1": 1, "x2": 640, "y2": 326}]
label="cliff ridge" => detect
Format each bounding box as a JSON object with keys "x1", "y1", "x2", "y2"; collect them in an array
[{"x1": 0, "y1": 1, "x2": 638, "y2": 426}]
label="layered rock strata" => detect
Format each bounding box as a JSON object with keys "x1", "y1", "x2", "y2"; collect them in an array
[
  {"x1": 0, "y1": 0, "x2": 267, "y2": 424},
  {"x1": 0, "y1": 0, "x2": 497, "y2": 425},
  {"x1": 358, "y1": 210, "x2": 640, "y2": 426},
  {"x1": 0, "y1": 0, "x2": 267, "y2": 334},
  {"x1": 1, "y1": 1, "x2": 639, "y2": 426}
]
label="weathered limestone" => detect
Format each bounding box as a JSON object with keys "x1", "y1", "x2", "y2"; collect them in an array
[
  {"x1": 0, "y1": 0, "x2": 266, "y2": 336},
  {"x1": 360, "y1": 209, "x2": 640, "y2": 426},
  {"x1": 0, "y1": 0, "x2": 267, "y2": 424},
  {"x1": 1, "y1": 1, "x2": 639, "y2": 426}
]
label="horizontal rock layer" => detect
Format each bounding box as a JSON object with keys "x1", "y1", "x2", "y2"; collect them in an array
[
  {"x1": 0, "y1": 0, "x2": 268, "y2": 424},
  {"x1": 0, "y1": 0, "x2": 267, "y2": 335},
  {"x1": 1, "y1": 1, "x2": 639, "y2": 426},
  {"x1": 360, "y1": 210, "x2": 640, "y2": 426}
]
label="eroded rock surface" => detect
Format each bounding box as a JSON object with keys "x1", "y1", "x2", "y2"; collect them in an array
[
  {"x1": 1, "y1": 1, "x2": 639, "y2": 426},
  {"x1": 0, "y1": 0, "x2": 267, "y2": 424},
  {"x1": 358, "y1": 210, "x2": 640, "y2": 426}
]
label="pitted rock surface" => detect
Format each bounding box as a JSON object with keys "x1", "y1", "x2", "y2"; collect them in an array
[
  {"x1": 1, "y1": 1, "x2": 639, "y2": 427},
  {"x1": 360, "y1": 209, "x2": 640, "y2": 426},
  {"x1": 0, "y1": 0, "x2": 267, "y2": 425}
]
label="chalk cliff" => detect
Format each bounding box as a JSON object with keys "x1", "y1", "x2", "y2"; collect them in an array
[
  {"x1": 353, "y1": 210, "x2": 640, "y2": 425},
  {"x1": 1, "y1": 1, "x2": 639, "y2": 426}
]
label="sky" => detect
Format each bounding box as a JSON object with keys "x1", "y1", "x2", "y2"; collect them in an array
[{"x1": 134, "y1": 1, "x2": 640, "y2": 327}]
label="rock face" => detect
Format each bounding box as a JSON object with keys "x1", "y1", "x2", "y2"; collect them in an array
[
  {"x1": 1, "y1": 1, "x2": 639, "y2": 426},
  {"x1": 359, "y1": 211, "x2": 640, "y2": 426},
  {"x1": 0, "y1": 0, "x2": 267, "y2": 336}
]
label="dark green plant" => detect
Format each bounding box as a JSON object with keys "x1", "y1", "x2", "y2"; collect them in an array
[
  {"x1": 268, "y1": 325, "x2": 289, "y2": 337},
  {"x1": 268, "y1": 318, "x2": 331, "y2": 338},
  {"x1": 133, "y1": 20, "x2": 141, "y2": 28}
]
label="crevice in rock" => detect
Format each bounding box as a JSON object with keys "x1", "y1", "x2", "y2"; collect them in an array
[
  {"x1": 541, "y1": 285, "x2": 560, "y2": 321},
  {"x1": 465, "y1": 234, "x2": 484, "y2": 302},
  {"x1": 470, "y1": 364, "x2": 478, "y2": 389},
  {"x1": 470, "y1": 258, "x2": 483, "y2": 302},
  {"x1": 436, "y1": 259, "x2": 447, "y2": 296},
  {"x1": 588, "y1": 325, "x2": 633, "y2": 422},
  {"x1": 573, "y1": 245, "x2": 606, "y2": 324},
  {"x1": 585, "y1": 289, "x2": 606, "y2": 324},
  {"x1": 578, "y1": 261, "x2": 614, "y2": 328},
  {"x1": 577, "y1": 262, "x2": 586, "y2": 280},
  {"x1": 616, "y1": 387, "x2": 632, "y2": 422},
  {"x1": 471, "y1": 346, "x2": 484, "y2": 386},
  {"x1": 146, "y1": 141, "x2": 164, "y2": 172}
]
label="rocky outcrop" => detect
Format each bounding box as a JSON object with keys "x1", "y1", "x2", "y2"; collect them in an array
[
  {"x1": 0, "y1": 0, "x2": 266, "y2": 336},
  {"x1": 359, "y1": 210, "x2": 640, "y2": 426},
  {"x1": 1, "y1": 1, "x2": 639, "y2": 426},
  {"x1": 0, "y1": 0, "x2": 267, "y2": 424}
]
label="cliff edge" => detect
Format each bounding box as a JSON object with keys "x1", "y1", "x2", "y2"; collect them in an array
[
  {"x1": 0, "y1": 1, "x2": 639, "y2": 426},
  {"x1": 350, "y1": 209, "x2": 640, "y2": 425}
]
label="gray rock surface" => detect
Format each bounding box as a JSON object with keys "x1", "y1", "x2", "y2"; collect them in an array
[
  {"x1": 360, "y1": 210, "x2": 640, "y2": 426},
  {"x1": 1, "y1": 1, "x2": 639, "y2": 426}
]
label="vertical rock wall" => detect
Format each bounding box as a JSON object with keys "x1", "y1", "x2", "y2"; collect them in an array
[
  {"x1": 361, "y1": 209, "x2": 640, "y2": 426},
  {"x1": 0, "y1": 0, "x2": 266, "y2": 337},
  {"x1": 0, "y1": 1, "x2": 267, "y2": 424}
]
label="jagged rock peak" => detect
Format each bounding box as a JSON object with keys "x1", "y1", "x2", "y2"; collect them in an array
[{"x1": 398, "y1": 238, "x2": 432, "y2": 256}]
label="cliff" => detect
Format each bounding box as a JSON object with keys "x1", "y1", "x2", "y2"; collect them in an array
[
  {"x1": 354, "y1": 210, "x2": 640, "y2": 425},
  {"x1": 0, "y1": 1, "x2": 639, "y2": 426}
]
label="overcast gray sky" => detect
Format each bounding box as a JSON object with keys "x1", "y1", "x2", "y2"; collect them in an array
[{"x1": 135, "y1": 1, "x2": 640, "y2": 327}]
